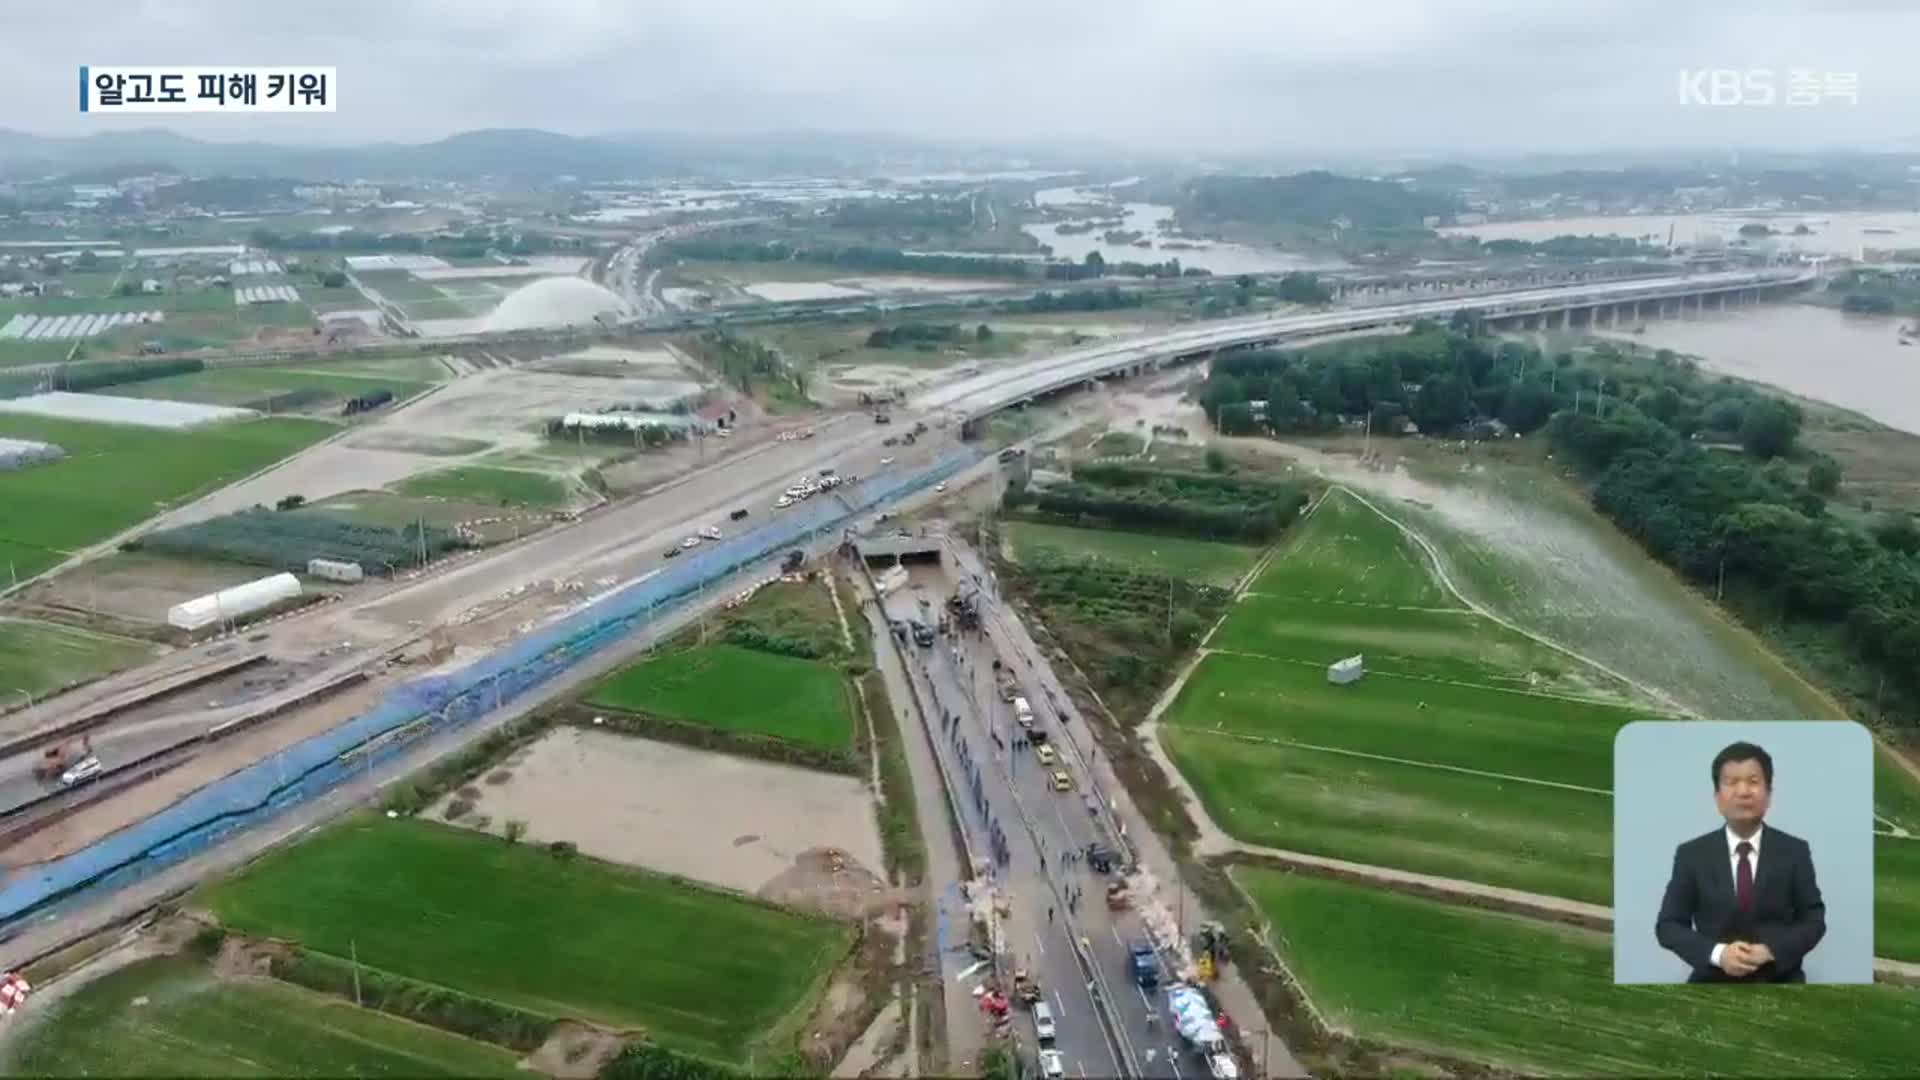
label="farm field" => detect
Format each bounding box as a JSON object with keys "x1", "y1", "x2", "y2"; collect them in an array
[
  {"x1": 310, "y1": 490, "x2": 544, "y2": 545},
  {"x1": 394, "y1": 465, "x2": 576, "y2": 509},
  {"x1": 1005, "y1": 520, "x2": 1260, "y2": 587},
  {"x1": 1209, "y1": 593, "x2": 1633, "y2": 699},
  {"x1": 0, "y1": 617, "x2": 160, "y2": 701},
  {"x1": 586, "y1": 643, "x2": 853, "y2": 751},
  {"x1": 1167, "y1": 722, "x2": 1611, "y2": 902},
  {"x1": 1237, "y1": 868, "x2": 1920, "y2": 1077},
  {"x1": 1163, "y1": 482, "x2": 1920, "y2": 958},
  {"x1": 0, "y1": 414, "x2": 336, "y2": 581},
  {"x1": 1162, "y1": 651, "x2": 1638, "y2": 790},
  {"x1": 2, "y1": 955, "x2": 519, "y2": 1077},
  {"x1": 1249, "y1": 487, "x2": 1455, "y2": 606},
  {"x1": 114, "y1": 365, "x2": 435, "y2": 411},
  {"x1": 198, "y1": 818, "x2": 852, "y2": 1065}
]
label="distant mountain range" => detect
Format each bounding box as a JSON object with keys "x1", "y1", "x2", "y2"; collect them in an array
[{"x1": 0, "y1": 127, "x2": 1117, "y2": 183}]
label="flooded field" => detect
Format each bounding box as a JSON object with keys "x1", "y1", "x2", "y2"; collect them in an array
[
  {"x1": 1235, "y1": 437, "x2": 1840, "y2": 723},
  {"x1": 1025, "y1": 182, "x2": 1342, "y2": 275},
  {"x1": 431, "y1": 726, "x2": 885, "y2": 901},
  {"x1": 1443, "y1": 210, "x2": 1920, "y2": 259}
]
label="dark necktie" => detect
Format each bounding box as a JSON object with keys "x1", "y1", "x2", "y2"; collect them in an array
[{"x1": 1735, "y1": 840, "x2": 1755, "y2": 912}]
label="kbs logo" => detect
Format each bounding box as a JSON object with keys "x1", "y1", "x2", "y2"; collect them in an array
[{"x1": 1678, "y1": 69, "x2": 1859, "y2": 107}]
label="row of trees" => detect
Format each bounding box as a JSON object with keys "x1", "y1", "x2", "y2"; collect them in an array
[
  {"x1": 656, "y1": 237, "x2": 1036, "y2": 279},
  {"x1": 864, "y1": 322, "x2": 990, "y2": 348},
  {"x1": 1005, "y1": 286, "x2": 1146, "y2": 314},
  {"x1": 1051, "y1": 251, "x2": 1209, "y2": 281},
  {"x1": 1004, "y1": 466, "x2": 1309, "y2": 542}
]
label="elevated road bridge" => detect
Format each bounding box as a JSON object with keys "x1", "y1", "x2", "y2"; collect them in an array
[{"x1": 920, "y1": 267, "x2": 1818, "y2": 426}]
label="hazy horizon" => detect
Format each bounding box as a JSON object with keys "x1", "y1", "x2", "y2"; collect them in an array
[{"x1": 3, "y1": 0, "x2": 1915, "y2": 159}]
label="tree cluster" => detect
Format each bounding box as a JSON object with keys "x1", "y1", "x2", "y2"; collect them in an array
[
  {"x1": 1548, "y1": 407, "x2": 1920, "y2": 720},
  {"x1": 865, "y1": 322, "x2": 965, "y2": 349},
  {"x1": 1004, "y1": 464, "x2": 1308, "y2": 542},
  {"x1": 1008, "y1": 286, "x2": 1145, "y2": 314},
  {"x1": 694, "y1": 330, "x2": 805, "y2": 399}
]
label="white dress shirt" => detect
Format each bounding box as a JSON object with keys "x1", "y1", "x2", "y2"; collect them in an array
[{"x1": 1708, "y1": 823, "x2": 1764, "y2": 971}]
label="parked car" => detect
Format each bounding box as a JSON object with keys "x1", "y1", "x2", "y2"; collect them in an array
[
  {"x1": 663, "y1": 546, "x2": 682, "y2": 559},
  {"x1": 775, "y1": 496, "x2": 794, "y2": 509},
  {"x1": 1038, "y1": 1049, "x2": 1066, "y2": 1079},
  {"x1": 729, "y1": 508, "x2": 749, "y2": 521},
  {"x1": 699, "y1": 526, "x2": 723, "y2": 541},
  {"x1": 59, "y1": 756, "x2": 103, "y2": 786},
  {"x1": 680, "y1": 537, "x2": 701, "y2": 550},
  {"x1": 934, "y1": 481, "x2": 948, "y2": 493},
  {"x1": 880, "y1": 456, "x2": 895, "y2": 466}
]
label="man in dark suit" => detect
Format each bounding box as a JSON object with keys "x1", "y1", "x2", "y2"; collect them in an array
[{"x1": 1655, "y1": 741, "x2": 1826, "y2": 982}]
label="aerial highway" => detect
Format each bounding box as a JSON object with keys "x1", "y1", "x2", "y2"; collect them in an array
[{"x1": 917, "y1": 267, "x2": 1817, "y2": 421}]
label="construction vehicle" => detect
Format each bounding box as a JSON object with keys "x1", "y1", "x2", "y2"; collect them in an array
[
  {"x1": 33, "y1": 736, "x2": 92, "y2": 784},
  {"x1": 1193, "y1": 921, "x2": 1232, "y2": 969}
]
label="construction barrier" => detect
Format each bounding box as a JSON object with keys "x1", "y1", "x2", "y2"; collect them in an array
[{"x1": 0, "y1": 448, "x2": 983, "y2": 937}]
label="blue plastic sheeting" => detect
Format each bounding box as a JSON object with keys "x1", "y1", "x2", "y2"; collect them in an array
[{"x1": 0, "y1": 447, "x2": 982, "y2": 934}]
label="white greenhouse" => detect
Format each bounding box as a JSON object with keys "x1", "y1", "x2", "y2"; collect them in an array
[
  {"x1": 1327, "y1": 654, "x2": 1365, "y2": 685},
  {"x1": 167, "y1": 573, "x2": 302, "y2": 632}
]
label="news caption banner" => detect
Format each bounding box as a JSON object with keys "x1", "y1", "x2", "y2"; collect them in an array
[{"x1": 80, "y1": 66, "x2": 335, "y2": 112}]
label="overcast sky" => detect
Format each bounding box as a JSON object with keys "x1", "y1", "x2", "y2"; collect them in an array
[{"x1": 3, "y1": 0, "x2": 1915, "y2": 155}]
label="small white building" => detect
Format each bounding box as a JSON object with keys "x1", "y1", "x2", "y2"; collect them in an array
[
  {"x1": 1327, "y1": 654, "x2": 1365, "y2": 685},
  {"x1": 307, "y1": 557, "x2": 365, "y2": 583},
  {"x1": 140, "y1": 278, "x2": 162, "y2": 294}
]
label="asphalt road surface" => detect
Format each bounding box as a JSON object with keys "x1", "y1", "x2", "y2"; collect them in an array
[{"x1": 883, "y1": 559, "x2": 1210, "y2": 1080}]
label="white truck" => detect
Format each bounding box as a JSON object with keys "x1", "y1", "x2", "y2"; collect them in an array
[
  {"x1": 1168, "y1": 983, "x2": 1240, "y2": 1080},
  {"x1": 1013, "y1": 695, "x2": 1034, "y2": 729}
]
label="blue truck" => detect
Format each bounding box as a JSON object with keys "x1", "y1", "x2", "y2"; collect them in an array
[{"x1": 1128, "y1": 941, "x2": 1160, "y2": 989}]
